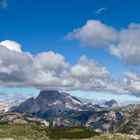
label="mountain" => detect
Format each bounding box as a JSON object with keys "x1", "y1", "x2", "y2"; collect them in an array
[
  {"x1": 0, "y1": 100, "x2": 22, "y2": 113},
  {"x1": 11, "y1": 90, "x2": 120, "y2": 133},
  {"x1": 13, "y1": 90, "x2": 82, "y2": 113},
  {"x1": 104, "y1": 100, "x2": 119, "y2": 108},
  {"x1": 12, "y1": 90, "x2": 105, "y2": 119},
  {"x1": 8, "y1": 91, "x2": 117, "y2": 129},
  {"x1": 11, "y1": 90, "x2": 140, "y2": 134}
]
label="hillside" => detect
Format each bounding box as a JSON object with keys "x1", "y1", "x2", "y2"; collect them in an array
[
  {"x1": 0, "y1": 113, "x2": 49, "y2": 126},
  {"x1": 0, "y1": 124, "x2": 139, "y2": 140},
  {"x1": 115, "y1": 104, "x2": 140, "y2": 134}
]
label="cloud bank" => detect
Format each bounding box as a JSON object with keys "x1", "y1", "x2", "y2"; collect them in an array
[
  {"x1": 0, "y1": 40, "x2": 125, "y2": 95},
  {"x1": 1, "y1": 39, "x2": 140, "y2": 97}
]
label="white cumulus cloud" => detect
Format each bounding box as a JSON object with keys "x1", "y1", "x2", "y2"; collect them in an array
[
  {"x1": 66, "y1": 20, "x2": 118, "y2": 47},
  {"x1": 122, "y1": 71, "x2": 140, "y2": 97},
  {"x1": 109, "y1": 23, "x2": 140, "y2": 65}
]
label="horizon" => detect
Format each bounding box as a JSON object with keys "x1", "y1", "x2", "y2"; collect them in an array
[{"x1": 0, "y1": 0, "x2": 140, "y2": 103}]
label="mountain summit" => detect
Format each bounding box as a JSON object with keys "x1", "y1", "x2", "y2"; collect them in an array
[{"x1": 13, "y1": 90, "x2": 84, "y2": 115}]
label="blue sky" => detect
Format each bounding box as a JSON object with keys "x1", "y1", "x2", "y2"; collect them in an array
[{"x1": 0, "y1": 0, "x2": 140, "y2": 102}]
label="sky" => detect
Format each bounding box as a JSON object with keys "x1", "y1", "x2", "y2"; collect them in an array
[{"x1": 0, "y1": 0, "x2": 140, "y2": 102}]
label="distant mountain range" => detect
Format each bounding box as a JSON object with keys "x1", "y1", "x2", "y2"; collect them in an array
[
  {"x1": 80, "y1": 97, "x2": 140, "y2": 106},
  {"x1": 0, "y1": 90, "x2": 140, "y2": 134},
  {"x1": 0, "y1": 90, "x2": 119, "y2": 113}
]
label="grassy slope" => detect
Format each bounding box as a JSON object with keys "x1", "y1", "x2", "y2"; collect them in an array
[
  {"x1": 0, "y1": 124, "x2": 49, "y2": 140},
  {"x1": 0, "y1": 124, "x2": 139, "y2": 140}
]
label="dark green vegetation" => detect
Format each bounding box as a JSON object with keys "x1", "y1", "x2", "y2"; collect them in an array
[{"x1": 47, "y1": 126, "x2": 101, "y2": 139}]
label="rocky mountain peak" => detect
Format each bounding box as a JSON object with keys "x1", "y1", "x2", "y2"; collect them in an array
[
  {"x1": 104, "y1": 99, "x2": 119, "y2": 108},
  {"x1": 12, "y1": 90, "x2": 86, "y2": 115},
  {"x1": 37, "y1": 90, "x2": 63, "y2": 101},
  {"x1": 38, "y1": 90, "x2": 61, "y2": 97}
]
